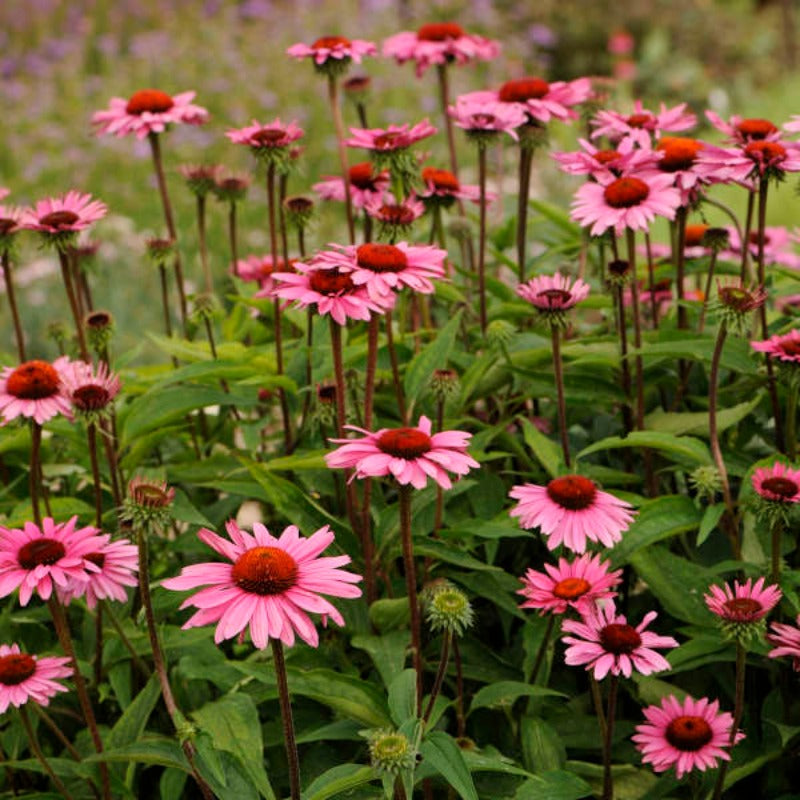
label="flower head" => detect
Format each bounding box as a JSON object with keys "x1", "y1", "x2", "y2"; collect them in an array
[
  {"x1": 363, "y1": 195, "x2": 426, "y2": 239},
  {"x1": 122, "y1": 477, "x2": 175, "y2": 531},
  {"x1": 425, "y1": 583, "x2": 474, "y2": 636},
  {"x1": 366, "y1": 728, "x2": 416, "y2": 774},
  {"x1": 92, "y1": 89, "x2": 208, "y2": 139},
  {"x1": 552, "y1": 136, "x2": 658, "y2": 178},
  {"x1": 21, "y1": 192, "x2": 107, "y2": 251},
  {"x1": 346, "y1": 120, "x2": 437, "y2": 156},
  {"x1": 287, "y1": 36, "x2": 376, "y2": 76},
  {"x1": 751, "y1": 330, "x2": 800, "y2": 364},
  {"x1": 712, "y1": 282, "x2": 767, "y2": 336},
  {"x1": 325, "y1": 415, "x2": 478, "y2": 490},
  {"x1": 448, "y1": 97, "x2": 528, "y2": 145},
  {"x1": 0, "y1": 643, "x2": 71, "y2": 713},
  {"x1": 697, "y1": 139, "x2": 800, "y2": 186},
  {"x1": 179, "y1": 164, "x2": 222, "y2": 197},
  {"x1": 633, "y1": 695, "x2": 742, "y2": 779},
  {"x1": 518, "y1": 553, "x2": 623, "y2": 616},
  {"x1": 59, "y1": 359, "x2": 121, "y2": 423},
  {"x1": 162, "y1": 521, "x2": 362, "y2": 649},
  {"x1": 314, "y1": 162, "x2": 390, "y2": 209},
  {"x1": 509, "y1": 475, "x2": 636, "y2": 553},
  {"x1": 0, "y1": 357, "x2": 73, "y2": 426},
  {"x1": 767, "y1": 614, "x2": 800, "y2": 670},
  {"x1": 706, "y1": 111, "x2": 780, "y2": 144},
  {"x1": 0, "y1": 204, "x2": 22, "y2": 245},
  {"x1": 590, "y1": 100, "x2": 696, "y2": 146},
  {"x1": 704, "y1": 577, "x2": 782, "y2": 643},
  {"x1": 562, "y1": 602, "x2": 677, "y2": 679},
  {"x1": 226, "y1": 119, "x2": 304, "y2": 170},
  {"x1": 517, "y1": 272, "x2": 590, "y2": 326},
  {"x1": 752, "y1": 462, "x2": 800, "y2": 503},
  {"x1": 213, "y1": 172, "x2": 251, "y2": 204}
]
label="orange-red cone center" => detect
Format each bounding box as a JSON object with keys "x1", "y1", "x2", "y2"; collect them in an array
[
  {"x1": 0, "y1": 653, "x2": 36, "y2": 686},
  {"x1": 7, "y1": 361, "x2": 60, "y2": 400},
  {"x1": 552, "y1": 577, "x2": 591, "y2": 600},
  {"x1": 377, "y1": 428, "x2": 433, "y2": 458},
  {"x1": 309, "y1": 268, "x2": 355, "y2": 295},
  {"x1": 665, "y1": 715, "x2": 713, "y2": 751},
  {"x1": 603, "y1": 177, "x2": 650, "y2": 209},
  {"x1": 599, "y1": 622, "x2": 641, "y2": 654},
  {"x1": 498, "y1": 78, "x2": 550, "y2": 102},
  {"x1": 126, "y1": 89, "x2": 175, "y2": 115},
  {"x1": 546, "y1": 475, "x2": 597, "y2": 510},
  {"x1": 417, "y1": 22, "x2": 465, "y2": 41},
  {"x1": 232, "y1": 546, "x2": 299, "y2": 595},
  {"x1": 18, "y1": 538, "x2": 66, "y2": 569},
  {"x1": 356, "y1": 243, "x2": 408, "y2": 273}
]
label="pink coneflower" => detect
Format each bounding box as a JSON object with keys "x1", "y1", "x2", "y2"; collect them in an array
[
  {"x1": 706, "y1": 112, "x2": 780, "y2": 144},
  {"x1": 448, "y1": 97, "x2": 528, "y2": 141},
  {"x1": 313, "y1": 242, "x2": 446, "y2": 302},
  {"x1": 0, "y1": 643, "x2": 71, "y2": 713},
  {"x1": 649, "y1": 136, "x2": 708, "y2": 204},
  {"x1": 419, "y1": 166, "x2": 490, "y2": 206},
  {"x1": 363, "y1": 195, "x2": 425, "y2": 236},
  {"x1": 752, "y1": 462, "x2": 800, "y2": 503},
  {"x1": 162, "y1": 521, "x2": 362, "y2": 649},
  {"x1": 562, "y1": 602, "x2": 677, "y2": 679},
  {"x1": 571, "y1": 173, "x2": 682, "y2": 237},
  {"x1": 0, "y1": 204, "x2": 21, "y2": 240},
  {"x1": 590, "y1": 100, "x2": 696, "y2": 145},
  {"x1": 226, "y1": 119, "x2": 304, "y2": 151},
  {"x1": 21, "y1": 192, "x2": 107, "y2": 248},
  {"x1": 0, "y1": 188, "x2": 8, "y2": 202},
  {"x1": 234, "y1": 254, "x2": 296, "y2": 297},
  {"x1": 57, "y1": 535, "x2": 138, "y2": 609},
  {"x1": 697, "y1": 139, "x2": 800, "y2": 186},
  {"x1": 287, "y1": 35, "x2": 377, "y2": 66},
  {"x1": 704, "y1": 577, "x2": 782, "y2": 626},
  {"x1": 325, "y1": 415, "x2": 478, "y2": 490},
  {"x1": 272, "y1": 261, "x2": 389, "y2": 325},
  {"x1": 722, "y1": 225, "x2": 800, "y2": 270},
  {"x1": 517, "y1": 272, "x2": 590, "y2": 313},
  {"x1": 313, "y1": 162, "x2": 390, "y2": 208},
  {"x1": 552, "y1": 136, "x2": 658, "y2": 177},
  {"x1": 92, "y1": 89, "x2": 209, "y2": 139},
  {"x1": 518, "y1": 553, "x2": 622, "y2": 615},
  {"x1": 509, "y1": 475, "x2": 636, "y2": 553},
  {"x1": 178, "y1": 163, "x2": 222, "y2": 197},
  {"x1": 59, "y1": 359, "x2": 121, "y2": 419},
  {"x1": 751, "y1": 329, "x2": 800, "y2": 363},
  {"x1": 767, "y1": 614, "x2": 800, "y2": 670},
  {"x1": 383, "y1": 22, "x2": 500, "y2": 77},
  {"x1": 345, "y1": 120, "x2": 437, "y2": 153},
  {"x1": 0, "y1": 357, "x2": 72, "y2": 426},
  {"x1": 0, "y1": 517, "x2": 105, "y2": 606},
  {"x1": 633, "y1": 695, "x2": 742, "y2": 779}
]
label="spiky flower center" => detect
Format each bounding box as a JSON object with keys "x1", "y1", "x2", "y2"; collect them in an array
[
  {"x1": 377, "y1": 428, "x2": 432, "y2": 458},
  {"x1": 745, "y1": 141, "x2": 786, "y2": 163},
  {"x1": 349, "y1": 162, "x2": 379, "y2": 189},
  {"x1": 498, "y1": 78, "x2": 550, "y2": 102},
  {"x1": 552, "y1": 577, "x2": 591, "y2": 600},
  {"x1": 599, "y1": 622, "x2": 642, "y2": 654},
  {"x1": 536, "y1": 288, "x2": 573, "y2": 307},
  {"x1": 684, "y1": 224, "x2": 710, "y2": 247},
  {"x1": 603, "y1": 177, "x2": 650, "y2": 208},
  {"x1": 285, "y1": 196, "x2": 313, "y2": 213},
  {"x1": 593, "y1": 149, "x2": 621, "y2": 165},
  {"x1": 718, "y1": 286, "x2": 762, "y2": 313},
  {"x1": 6, "y1": 361, "x2": 60, "y2": 400},
  {"x1": 312, "y1": 35, "x2": 351, "y2": 49},
  {"x1": 232, "y1": 546, "x2": 298, "y2": 595},
  {"x1": 761, "y1": 476, "x2": 798, "y2": 498},
  {"x1": 18, "y1": 538, "x2": 65, "y2": 570},
  {"x1": 607, "y1": 259, "x2": 630, "y2": 277},
  {"x1": 38, "y1": 210, "x2": 80, "y2": 228},
  {"x1": 626, "y1": 112, "x2": 654, "y2": 128},
  {"x1": 0, "y1": 653, "x2": 36, "y2": 686},
  {"x1": 656, "y1": 137, "x2": 702, "y2": 172},
  {"x1": 723, "y1": 597, "x2": 762, "y2": 617},
  {"x1": 736, "y1": 118, "x2": 777, "y2": 140},
  {"x1": 85, "y1": 552, "x2": 106, "y2": 569},
  {"x1": 417, "y1": 22, "x2": 465, "y2": 41},
  {"x1": 373, "y1": 132, "x2": 405, "y2": 150},
  {"x1": 72, "y1": 384, "x2": 111, "y2": 411},
  {"x1": 376, "y1": 204, "x2": 416, "y2": 225},
  {"x1": 317, "y1": 384, "x2": 336, "y2": 403},
  {"x1": 546, "y1": 475, "x2": 597, "y2": 510},
  {"x1": 126, "y1": 89, "x2": 174, "y2": 115},
  {"x1": 422, "y1": 167, "x2": 460, "y2": 192},
  {"x1": 130, "y1": 481, "x2": 172, "y2": 508},
  {"x1": 356, "y1": 243, "x2": 408, "y2": 273},
  {"x1": 86, "y1": 311, "x2": 112, "y2": 329},
  {"x1": 779, "y1": 339, "x2": 800, "y2": 357},
  {"x1": 252, "y1": 128, "x2": 287, "y2": 147},
  {"x1": 309, "y1": 268, "x2": 354, "y2": 295},
  {"x1": 665, "y1": 715, "x2": 713, "y2": 751}
]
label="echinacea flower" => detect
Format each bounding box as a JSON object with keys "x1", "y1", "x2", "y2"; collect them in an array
[
  {"x1": 562, "y1": 602, "x2": 677, "y2": 679},
  {"x1": 697, "y1": 139, "x2": 800, "y2": 186},
  {"x1": 0, "y1": 204, "x2": 22, "y2": 242},
  {"x1": 713, "y1": 282, "x2": 767, "y2": 335},
  {"x1": 21, "y1": 192, "x2": 107, "y2": 250},
  {"x1": 325, "y1": 415, "x2": 478, "y2": 490},
  {"x1": 226, "y1": 119, "x2": 304, "y2": 166},
  {"x1": 517, "y1": 272, "x2": 590, "y2": 321},
  {"x1": 59, "y1": 359, "x2": 121, "y2": 421},
  {"x1": 383, "y1": 22, "x2": 500, "y2": 77},
  {"x1": 0, "y1": 643, "x2": 71, "y2": 713},
  {"x1": 162, "y1": 521, "x2": 362, "y2": 648},
  {"x1": 346, "y1": 120, "x2": 437, "y2": 153},
  {"x1": 704, "y1": 577, "x2": 782, "y2": 642},
  {"x1": 122, "y1": 477, "x2": 175, "y2": 531},
  {"x1": 767, "y1": 614, "x2": 800, "y2": 670},
  {"x1": 92, "y1": 89, "x2": 209, "y2": 139},
  {"x1": 590, "y1": 100, "x2": 696, "y2": 146},
  {"x1": 633, "y1": 695, "x2": 742, "y2": 779},
  {"x1": 448, "y1": 97, "x2": 528, "y2": 143},
  {"x1": 509, "y1": 475, "x2": 636, "y2": 553},
  {"x1": 363, "y1": 195, "x2": 426, "y2": 238},
  {"x1": 751, "y1": 329, "x2": 800, "y2": 364},
  {"x1": 518, "y1": 553, "x2": 622, "y2": 615},
  {"x1": 234, "y1": 254, "x2": 294, "y2": 296},
  {"x1": 419, "y1": 166, "x2": 489, "y2": 206},
  {"x1": 213, "y1": 172, "x2": 251, "y2": 203},
  {"x1": 724, "y1": 225, "x2": 800, "y2": 270},
  {"x1": 178, "y1": 163, "x2": 222, "y2": 197},
  {"x1": 706, "y1": 111, "x2": 780, "y2": 144},
  {"x1": 0, "y1": 357, "x2": 73, "y2": 426},
  {"x1": 287, "y1": 35, "x2": 376, "y2": 75},
  {"x1": 0, "y1": 517, "x2": 106, "y2": 606},
  {"x1": 752, "y1": 462, "x2": 800, "y2": 503},
  {"x1": 552, "y1": 136, "x2": 658, "y2": 177},
  {"x1": 313, "y1": 162, "x2": 390, "y2": 209}
]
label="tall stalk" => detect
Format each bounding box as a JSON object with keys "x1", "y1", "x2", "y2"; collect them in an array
[
  {"x1": 516, "y1": 147, "x2": 534, "y2": 283},
  {"x1": 328, "y1": 75, "x2": 356, "y2": 244},
  {"x1": 271, "y1": 640, "x2": 302, "y2": 800},
  {"x1": 601, "y1": 676, "x2": 619, "y2": 800},
  {"x1": 712, "y1": 643, "x2": 746, "y2": 800},
  {"x1": 477, "y1": 144, "x2": 489, "y2": 334},
  {"x1": 550, "y1": 324, "x2": 570, "y2": 467},
  {"x1": 437, "y1": 64, "x2": 459, "y2": 178},
  {"x1": 2, "y1": 248, "x2": 25, "y2": 360},
  {"x1": 57, "y1": 249, "x2": 89, "y2": 360},
  {"x1": 197, "y1": 195, "x2": 212, "y2": 294},
  {"x1": 29, "y1": 422, "x2": 42, "y2": 527},
  {"x1": 398, "y1": 484, "x2": 423, "y2": 711},
  {"x1": 18, "y1": 706, "x2": 76, "y2": 800}
]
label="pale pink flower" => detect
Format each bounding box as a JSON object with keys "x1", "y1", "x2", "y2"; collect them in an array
[
  {"x1": 287, "y1": 36, "x2": 376, "y2": 65},
  {"x1": 721, "y1": 225, "x2": 800, "y2": 270},
  {"x1": 363, "y1": 194, "x2": 425, "y2": 229},
  {"x1": 59, "y1": 359, "x2": 121, "y2": 417},
  {"x1": 704, "y1": 577, "x2": 782, "y2": 624},
  {"x1": 162, "y1": 521, "x2": 362, "y2": 649},
  {"x1": 509, "y1": 475, "x2": 636, "y2": 553},
  {"x1": 517, "y1": 272, "x2": 590, "y2": 312},
  {"x1": 0, "y1": 357, "x2": 73, "y2": 426},
  {"x1": 0, "y1": 205, "x2": 22, "y2": 238},
  {"x1": 420, "y1": 166, "x2": 490, "y2": 205},
  {"x1": 234, "y1": 254, "x2": 295, "y2": 297},
  {"x1": 312, "y1": 241, "x2": 446, "y2": 302},
  {"x1": 642, "y1": 136, "x2": 709, "y2": 205},
  {"x1": 767, "y1": 614, "x2": 800, "y2": 670},
  {"x1": 313, "y1": 162, "x2": 390, "y2": 209},
  {"x1": 226, "y1": 119, "x2": 304, "y2": 150},
  {"x1": 751, "y1": 329, "x2": 800, "y2": 363},
  {"x1": 92, "y1": 89, "x2": 208, "y2": 139},
  {"x1": 383, "y1": 22, "x2": 500, "y2": 77},
  {"x1": 751, "y1": 462, "x2": 800, "y2": 503},
  {"x1": 696, "y1": 139, "x2": 800, "y2": 186},
  {"x1": 0, "y1": 643, "x2": 71, "y2": 713},
  {"x1": 21, "y1": 191, "x2": 107, "y2": 237},
  {"x1": 590, "y1": 100, "x2": 696, "y2": 145},
  {"x1": 448, "y1": 97, "x2": 528, "y2": 140},
  {"x1": 552, "y1": 136, "x2": 658, "y2": 177},
  {"x1": 0, "y1": 517, "x2": 105, "y2": 606},
  {"x1": 705, "y1": 112, "x2": 779, "y2": 144},
  {"x1": 571, "y1": 173, "x2": 682, "y2": 236},
  {"x1": 633, "y1": 695, "x2": 743, "y2": 779},
  {"x1": 0, "y1": 188, "x2": 9, "y2": 202},
  {"x1": 346, "y1": 120, "x2": 437, "y2": 152},
  {"x1": 562, "y1": 602, "x2": 677, "y2": 679},
  {"x1": 518, "y1": 553, "x2": 622, "y2": 616},
  {"x1": 325, "y1": 415, "x2": 478, "y2": 490}
]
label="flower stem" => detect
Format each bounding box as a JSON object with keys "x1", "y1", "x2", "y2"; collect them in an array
[
  {"x1": 516, "y1": 147, "x2": 534, "y2": 283},
  {"x1": 528, "y1": 614, "x2": 556, "y2": 686},
  {"x1": 614, "y1": 284, "x2": 634, "y2": 436},
  {"x1": 787, "y1": 380, "x2": 799, "y2": 462},
  {"x1": 643, "y1": 232, "x2": 658, "y2": 329},
  {"x1": 698, "y1": 249, "x2": 719, "y2": 334},
  {"x1": 674, "y1": 207, "x2": 688, "y2": 331},
  {"x1": 422, "y1": 631, "x2": 451, "y2": 727},
  {"x1": 385, "y1": 311, "x2": 407, "y2": 423},
  {"x1": 771, "y1": 517, "x2": 785, "y2": 584},
  {"x1": 739, "y1": 190, "x2": 755, "y2": 282},
  {"x1": 398, "y1": 483, "x2": 423, "y2": 712},
  {"x1": 197, "y1": 195, "x2": 212, "y2": 294},
  {"x1": 157, "y1": 263, "x2": 173, "y2": 338},
  {"x1": 57, "y1": 249, "x2": 89, "y2": 360},
  {"x1": 328, "y1": 75, "x2": 356, "y2": 245},
  {"x1": 30, "y1": 421, "x2": 42, "y2": 527},
  {"x1": 477, "y1": 144, "x2": 488, "y2": 335},
  {"x1": 98, "y1": 598, "x2": 151, "y2": 679},
  {"x1": 453, "y1": 637, "x2": 465, "y2": 738},
  {"x1": 2, "y1": 248, "x2": 25, "y2": 360},
  {"x1": 437, "y1": 64, "x2": 459, "y2": 178},
  {"x1": 271, "y1": 639, "x2": 302, "y2": 800},
  {"x1": 86, "y1": 423, "x2": 103, "y2": 528},
  {"x1": 19, "y1": 706, "x2": 77, "y2": 800},
  {"x1": 228, "y1": 201, "x2": 240, "y2": 274},
  {"x1": 550, "y1": 324, "x2": 570, "y2": 467},
  {"x1": 602, "y1": 675, "x2": 619, "y2": 800},
  {"x1": 712, "y1": 643, "x2": 746, "y2": 800}
]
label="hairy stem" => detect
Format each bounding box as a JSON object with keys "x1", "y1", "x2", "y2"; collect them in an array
[{"x1": 271, "y1": 639, "x2": 302, "y2": 800}]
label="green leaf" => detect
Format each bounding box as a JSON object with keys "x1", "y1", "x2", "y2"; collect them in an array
[
  {"x1": 388, "y1": 669, "x2": 418, "y2": 726},
  {"x1": 630, "y1": 333, "x2": 757, "y2": 374},
  {"x1": 420, "y1": 731, "x2": 478, "y2": 800},
  {"x1": 470, "y1": 682, "x2": 565, "y2": 714},
  {"x1": 86, "y1": 737, "x2": 189, "y2": 772},
  {"x1": 305, "y1": 764, "x2": 378, "y2": 800},
  {"x1": 352, "y1": 631, "x2": 409, "y2": 689},
  {"x1": 107, "y1": 674, "x2": 161, "y2": 749},
  {"x1": 577, "y1": 431, "x2": 712, "y2": 467},
  {"x1": 697, "y1": 504, "x2": 726, "y2": 546},
  {"x1": 519, "y1": 417, "x2": 563, "y2": 478},
  {"x1": 520, "y1": 717, "x2": 566, "y2": 773},
  {"x1": 643, "y1": 394, "x2": 761, "y2": 437},
  {"x1": 369, "y1": 597, "x2": 411, "y2": 632},
  {"x1": 513, "y1": 770, "x2": 592, "y2": 800},
  {"x1": 404, "y1": 310, "x2": 463, "y2": 409}
]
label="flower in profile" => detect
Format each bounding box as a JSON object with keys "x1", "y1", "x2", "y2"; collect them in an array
[
  {"x1": 59, "y1": 359, "x2": 121, "y2": 422},
  {"x1": 725, "y1": 225, "x2": 800, "y2": 269},
  {"x1": 234, "y1": 254, "x2": 294, "y2": 296},
  {"x1": 518, "y1": 553, "x2": 623, "y2": 616},
  {"x1": 0, "y1": 357, "x2": 72, "y2": 426},
  {"x1": 0, "y1": 204, "x2": 22, "y2": 245},
  {"x1": 313, "y1": 162, "x2": 390, "y2": 209},
  {"x1": 517, "y1": 272, "x2": 590, "y2": 325},
  {"x1": 122, "y1": 477, "x2": 175, "y2": 531},
  {"x1": 283, "y1": 195, "x2": 315, "y2": 230},
  {"x1": 92, "y1": 89, "x2": 209, "y2": 139},
  {"x1": 0, "y1": 643, "x2": 71, "y2": 713},
  {"x1": 383, "y1": 22, "x2": 500, "y2": 77},
  {"x1": 21, "y1": 192, "x2": 107, "y2": 251},
  {"x1": 704, "y1": 577, "x2": 781, "y2": 643},
  {"x1": 363, "y1": 194, "x2": 426, "y2": 239},
  {"x1": 85, "y1": 309, "x2": 115, "y2": 352},
  {"x1": 313, "y1": 241, "x2": 446, "y2": 302},
  {"x1": 590, "y1": 100, "x2": 696, "y2": 146},
  {"x1": 706, "y1": 111, "x2": 780, "y2": 144},
  {"x1": 633, "y1": 695, "x2": 742, "y2": 779},
  {"x1": 287, "y1": 35, "x2": 376, "y2": 76},
  {"x1": 571, "y1": 173, "x2": 682, "y2": 237},
  {"x1": 179, "y1": 163, "x2": 222, "y2": 197},
  {"x1": 145, "y1": 237, "x2": 176, "y2": 269},
  {"x1": 562, "y1": 602, "x2": 677, "y2": 679},
  {"x1": 751, "y1": 329, "x2": 800, "y2": 364},
  {"x1": 767, "y1": 614, "x2": 800, "y2": 670},
  {"x1": 552, "y1": 136, "x2": 658, "y2": 177},
  {"x1": 509, "y1": 475, "x2": 636, "y2": 553},
  {"x1": 419, "y1": 166, "x2": 489, "y2": 207},
  {"x1": 712, "y1": 281, "x2": 767, "y2": 336},
  {"x1": 162, "y1": 521, "x2": 362, "y2": 648},
  {"x1": 213, "y1": 171, "x2": 251, "y2": 204},
  {"x1": 697, "y1": 139, "x2": 800, "y2": 186},
  {"x1": 448, "y1": 97, "x2": 528, "y2": 144},
  {"x1": 226, "y1": 119, "x2": 304, "y2": 169},
  {"x1": 326, "y1": 415, "x2": 478, "y2": 490},
  {"x1": 0, "y1": 517, "x2": 105, "y2": 606},
  {"x1": 346, "y1": 120, "x2": 437, "y2": 155}
]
